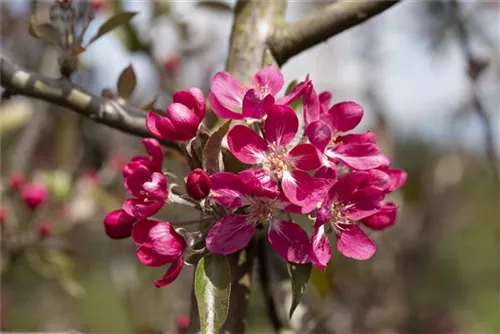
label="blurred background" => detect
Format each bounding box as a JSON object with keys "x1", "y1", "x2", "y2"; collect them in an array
[{"x1": 0, "y1": 1, "x2": 498, "y2": 333}]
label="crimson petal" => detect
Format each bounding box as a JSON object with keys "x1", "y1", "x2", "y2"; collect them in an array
[
  {"x1": 336, "y1": 223, "x2": 376, "y2": 260},
  {"x1": 310, "y1": 223, "x2": 331, "y2": 270},
  {"x1": 210, "y1": 172, "x2": 250, "y2": 208},
  {"x1": 154, "y1": 257, "x2": 184, "y2": 288},
  {"x1": 264, "y1": 105, "x2": 298, "y2": 147},
  {"x1": 242, "y1": 89, "x2": 275, "y2": 119},
  {"x1": 362, "y1": 203, "x2": 398, "y2": 230},
  {"x1": 206, "y1": 214, "x2": 255, "y2": 255},
  {"x1": 268, "y1": 219, "x2": 311, "y2": 264},
  {"x1": 329, "y1": 101, "x2": 363, "y2": 132},
  {"x1": 306, "y1": 120, "x2": 332, "y2": 153},
  {"x1": 282, "y1": 170, "x2": 316, "y2": 206},
  {"x1": 288, "y1": 143, "x2": 322, "y2": 170},
  {"x1": 227, "y1": 125, "x2": 267, "y2": 164}
]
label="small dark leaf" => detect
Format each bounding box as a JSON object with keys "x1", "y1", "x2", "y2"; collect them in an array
[
  {"x1": 185, "y1": 138, "x2": 203, "y2": 170},
  {"x1": 140, "y1": 96, "x2": 158, "y2": 110},
  {"x1": 196, "y1": 1, "x2": 233, "y2": 12},
  {"x1": 87, "y1": 12, "x2": 137, "y2": 46},
  {"x1": 202, "y1": 120, "x2": 231, "y2": 174},
  {"x1": 310, "y1": 263, "x2": 333, "y2": 299},
  {"x1": 73, "y1": 45, "x2": 86, "y2": 55},
  {"x1": 287, "y1": 262, "x2": 312, "y2": 318},
  {"x1": 195, "y1": 254, "x2": 231, "y2": 334},
  {"x1": 117, "y1": 64, "x2": 137, "y2": 100}
]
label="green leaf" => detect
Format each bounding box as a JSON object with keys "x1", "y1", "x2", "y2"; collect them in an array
[
  {"x1": 195, "y1": 254, "x2": 231, "y2": 334},
  {"x1": 287, "y1": 262, "x2": 312, "y2": 318},
  {"x1": 87, "y1": 12, "x2": 138, "y2": 46},
  {"x1": 310, "y1": 263, "x2": 333, "y2": 299},
  {"x1": 202, "y1": 120, "x2": 232, "y2": 174},
  {"x1": 285, "y1": 80, "x2": 298, "y2": 95},
  {"x1": 140, "y1": 95, "x2": 157, "y2": 110},
  {"x1": 117, "y1": 64, "x2": 137, "y2": 100}
]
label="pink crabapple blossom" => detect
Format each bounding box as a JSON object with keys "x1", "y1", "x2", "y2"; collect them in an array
[
  {"x1": 310, "y1": 171, "x2": 389, "y2": 269},
  {"x1": 132, "y1": 219, "x2": 187, "y2": 288},
  {"x1": 206, "y1": 170, "x2": 311, "y2": 264},
  {"x1": 208, "y1": 64, "x2": 284, "y2": 120},
  {"x1": 227, "y1": 104, "x2": 323, "y2": 208},
  {"x1": 303, "y1": 84, "x2": 389, "y2": 172},
  {"x1": 122, "y1": 138, "x2": 168, "y2": 220}
]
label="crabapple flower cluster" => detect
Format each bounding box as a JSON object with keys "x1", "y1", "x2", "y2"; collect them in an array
[{"x1": 104, "y1": 65, "x2": 407, "y2": 288}]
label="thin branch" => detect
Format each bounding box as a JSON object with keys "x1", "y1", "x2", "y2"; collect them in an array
[
  {"x1": 0, "y1": 57, "x2": 181, "y2": 152},
  {"x1": 452, "y1": 1, "x2": 499, "y2": 186},
  {"x1": 268, "y1": 0, "x2": 402, "y2": 66}
]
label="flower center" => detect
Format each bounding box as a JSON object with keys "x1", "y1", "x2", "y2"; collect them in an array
[
  {"x1": 254, "y1": 84, "x2": 269, "y2": 99},
  {"x1": 246, "y1": 199, "x2": 272, "y2": 225},
  {"x1": 329, "y1": 201, "x2": 351, "y2": 234},
  {"x1": 263, "y1": 146, "x2": 289, "y2": 179}
]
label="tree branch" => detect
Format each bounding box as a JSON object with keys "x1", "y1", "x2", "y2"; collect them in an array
[
  {"x1": 0, "y1": 57, "x2": 181, "y2": 152},
  {"x1": 268, "y1": 0, "x2": 402, "y2": 66},
  {"x1": 452, "y1": 1, "x2": 499, "y2": 186}
]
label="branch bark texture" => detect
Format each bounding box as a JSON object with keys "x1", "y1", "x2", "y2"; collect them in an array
[
  {"x1": 268, "y1": 0, "x2": 401, "y2": 66},
  {"x1": 0, "y1": 57, "x2": 180, "y2": 151}
]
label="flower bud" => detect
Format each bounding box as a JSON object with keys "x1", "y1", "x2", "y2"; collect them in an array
[
  {"x1": 163, "y1": 56, "x2": 182, "y2": 75},
  {"x1": 37, "y1": 221, "x2": 52, "y2": 238},
  {"x1": 9, "y1": 173, "x2": 25, "y2": 191},
  {"x1": 146, "y1": 88, "x2": 206, "y2": 142},
  {"x1": 186, "y1": 169, "x2": 211, "y2": 200},
  {"x1": 0, "y1": 208, "x2": 5, "y2": 227},
  {"x1": 21, "y1": 183, "x2": 49, "y2": 210},
  {"x1": 89, "y1": 0, "x2": 104, "y2": 11},
  {"x1": 177, "y1": 314, "x2": 190, "y2": 330},
  {"x1": 104, "y1": 209, "x2": 136, "y2": 239}
]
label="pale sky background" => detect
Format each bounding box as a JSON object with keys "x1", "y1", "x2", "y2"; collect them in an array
[{"x1": 6, "y1": 1, "x2": 500, "y2": 153}]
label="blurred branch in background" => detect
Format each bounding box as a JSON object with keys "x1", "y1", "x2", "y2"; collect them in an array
[
  {"x1": 451, "y1": 0, "x2": 499, "y2": 186},
  {"x1": 0, "y1": 58, "x2": 180, "y2": 152},
  {"x1": 269, "y1": 0, "x2": 401, "y2": 66}
]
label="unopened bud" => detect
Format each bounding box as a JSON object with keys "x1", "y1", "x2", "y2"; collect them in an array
[
  {"x1": 9, "y1": 173, "x2": 25, "y2": 191},
  {"x1": 186, "y1": 169, "x2": 211, "y2": 200},
  {"x1": 21, "y1": 183, "x2": 49, "y2": 210},
  {"x1": 0, "y1": 208, "x2": 5, "y2": 227},
  {"x1": 104, "y1": 209, "x2": 136, "y2": 239},
  {"x1": 37, "y1": 221, "x2": 52, "y2": 238}
]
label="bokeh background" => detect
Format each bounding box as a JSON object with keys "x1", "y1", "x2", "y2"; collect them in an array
[{"x1": 1, "y1": 1, "x2": 499, "y2": 333}]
